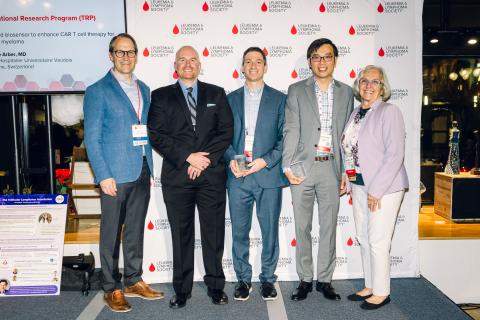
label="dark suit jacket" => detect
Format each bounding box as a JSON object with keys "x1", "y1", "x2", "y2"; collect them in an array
[
  {"x1": 84, "y1": 71, "x2": 153, "y2": 184},
  {"x1": 224, "y1": 85, "x2": 288, "y2": 189},
  {"x1": 148, "y1": 80, "x2": 234, "y2": 187}
]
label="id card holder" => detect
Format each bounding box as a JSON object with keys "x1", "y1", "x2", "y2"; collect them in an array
[
  {"x1": 344, "y1": 156, "x2": 356, "y2": 182},
  {"x1": 132, "y1": 124, "x2": 148, "y2": 146},
  {"x1": 244, "y1": 135, "x2": 254, "y2": 163}
]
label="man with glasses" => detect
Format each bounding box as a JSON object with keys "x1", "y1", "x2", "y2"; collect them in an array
[
  {"x1": 84, "y1": 33, "x2": 164, "y2": 313},
  {"x1": 148, "y1": 46, "x2": 233, "y2": 309},
  {"x1": 282, "y1": 38, "x2": 354, "y2": 301}
]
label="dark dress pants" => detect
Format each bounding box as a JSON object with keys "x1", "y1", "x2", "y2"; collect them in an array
[
  {"x1": 99, "y1": 158, "x2": 150, "y2": 292},
  {"x1": 163, "y1": 178, "x2": 226, "y2": 295}
]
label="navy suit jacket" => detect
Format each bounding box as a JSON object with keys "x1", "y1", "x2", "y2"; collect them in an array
[
  {"x1": 83, "y1": 71, "x2": 153, "y2": 184},
  {"x1": 225, "y1": 84, "x2": 288, "y2": 189}
]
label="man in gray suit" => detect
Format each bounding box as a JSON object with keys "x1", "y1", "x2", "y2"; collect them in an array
[{"x1": 282, "y1": 38, "x2": 353, "y2": 301}]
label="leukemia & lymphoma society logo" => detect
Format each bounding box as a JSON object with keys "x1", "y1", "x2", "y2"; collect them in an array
[
  {"x1": 390, "y1": 256, "x2": 403, "y2": 267},
  {"x1": 147, "y1": 218, "x2": 170, "y2": 231},
  {"x1": 232, "y1": 69, "x2": 245, "y2": 80},
  {"x1": 172, "y1": 24, "x2": 205, "y2": 35},
  {"x1": 194, "y1": 239, "x2": 202, "y2": 249},
  {"x1": 336, "y1": 256, "x2": 347, "y2": 268},
  {"x1": 151, "y1": 176, "x2": 162, "y2": 187},
  {"x1": 349, "y1": 68, "x2": 360, "y2": 79},
  {"x1": 318, "y1": 1, "x2": 350, "y2": 13},
  {"x1": 377, "y1": 1, "x2": 408, "y2": 14},
  {"x1": 231, "y1": 23, "x2": 263, "y2": 35},
  {"x1": 390, "y1": 89, "x2": 409, "y2": 101},
  {"x1": 142, "y1": 0, "x2": 174, "y2": 12},
  {"x1": 337, "y1": 214, "x2": 349, "y2": 226},
  {"x1": 267, "y1": 46, "x2": 292, "y2": 58},
  {"x1": 149, "y1": 260, "x2": 173, "y2": 272},
  {"x1": 260, "y1": 1, "x2": 292, "y2": 13},
  {"x1": 378, "y1": 45, "x2": 409, "y2": 58},
  {"x1": 337, "y1": 45, "x2": 351, "y2": 58},
  {"x1": 290, "y1": 24, "x2": 322, "y2": 36},
  {"x1": 143, "y1": 46, "x2": 175, "y2": 58},
  {"x1": 349, "y1": 24, "x2": 380, "y2": 36},
  {"x1": 222, "y1": 258, "x2": 233, "y2": 270},
  {"x1": 395, "y1": 214, "x2": 406, "y2": 225},
  {"x1": 201, "y1": 1, "x2": 233, "y2": 12},
  {"x1": 202, "y1": 45, "x2": 234, "y2": 58},
  {"x1": 346, "y1": 236, "x2": 359, "y2": 247},
  {"x1": 278, "y1": 216, "x2": 293, "y2": 227},
  {"x1": 291, "y1": 67, "x2": 311, "y2": 80},
  {"x1": 277, "y1": 257, "x2": 293, "y2": 269},
  {"x1": 249, "y1": 237, "x2": 262, "y2": 248}
]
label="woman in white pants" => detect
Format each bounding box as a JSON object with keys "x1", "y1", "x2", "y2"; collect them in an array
[{"x1": 341, "y1": 65, "x2": 409, "y2": 310}]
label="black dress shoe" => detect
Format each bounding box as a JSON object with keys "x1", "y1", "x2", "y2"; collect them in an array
[
  {"x1": 169, "y1": 293, "x2": 191, "y2": 309},
  {"x1": 360, "y1": 296, "x2": 391, "y2": 310},
  {"x1": 260, "y1": 282, "x2": 277, "y2": 301},
  {"x1": 207, "y1": 288, "x2": 229, "y2": 305},
  {"x1": 234, "y1": 281, "x2": 252, "y2": 301},
  {"x1": 347, "y1": 293, "x2": 373, "y2": 301},
  {"x1": 316, "y1": 282, "x2": 341, "y2": 300},
  {"x1": 291, "y1": 281, "x2": 313, "y2": 301}
]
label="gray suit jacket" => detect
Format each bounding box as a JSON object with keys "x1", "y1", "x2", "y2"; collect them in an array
[{"x1": 282, "y1": 76, "x2": 354, "y2": 179}]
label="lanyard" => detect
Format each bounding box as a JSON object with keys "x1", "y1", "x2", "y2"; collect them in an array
[{"x1": 136, "y1": 80, "x2": 141, "y2": 124}]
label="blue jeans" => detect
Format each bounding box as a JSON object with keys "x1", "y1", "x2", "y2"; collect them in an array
[{"x1": 228, "y1": 175, "x2": 282, "y2": 283}]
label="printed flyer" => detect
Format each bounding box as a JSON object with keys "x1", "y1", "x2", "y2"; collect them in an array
[{"x1": 0, "y1": 194, "x2": 68, "y2": 296}]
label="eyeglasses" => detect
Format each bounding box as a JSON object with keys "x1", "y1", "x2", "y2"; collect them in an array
[
  {"x1": 310, "y1": 54, "x2": 334, "y2": 63},
  {"x1": 359, "y1": 78, "x2": 383, "y2": 87},
  {"x1": 113, "y1": 50, "x2": 137, "y2": 58}
]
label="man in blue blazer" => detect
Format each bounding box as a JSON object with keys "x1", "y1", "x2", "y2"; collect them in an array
[
  {"x1": 224, "y1": 47, "x2": 288, "y2": 301},
  {"x1": 84, "y1": 33, "x2": 164, "y2": 313}
]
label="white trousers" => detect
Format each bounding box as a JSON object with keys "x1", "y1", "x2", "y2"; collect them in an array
[{"x1": 351, "y1": 184, "x2": 404, "y2": 296}]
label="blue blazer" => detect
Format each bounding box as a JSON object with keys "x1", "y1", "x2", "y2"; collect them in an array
[
  {"x1": 225, "y1": 84, "x2": 288, "y2": 189},
  {"x1": 83, "y1": 71, "x2": 153, "y2": 184}
]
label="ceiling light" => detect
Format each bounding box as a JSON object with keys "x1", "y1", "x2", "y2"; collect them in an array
[
  {"x1": 467, "y1": 38, "x2": 478, "y2": 45},
  {"x1": 449, "y1": 72, "x2": 458, "y2": 81},
  {"x1": 473, "y1": 68, "x2": 480, "y2": 78},
  {"x1": 459, "y1": 68, "x2": 472, "y2": 80},
  {"x1": 430, "y1": 38, "x2": 439, "y2": 44}
]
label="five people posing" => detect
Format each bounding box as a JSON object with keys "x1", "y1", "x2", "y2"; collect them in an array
[{"x1": 83, "y1": 34, "x2": 408, "y2": 313}]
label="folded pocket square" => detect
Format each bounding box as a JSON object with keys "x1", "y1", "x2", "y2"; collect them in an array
[{"x1": 207, "y1": 103, "x2": 216, "y2": 107}]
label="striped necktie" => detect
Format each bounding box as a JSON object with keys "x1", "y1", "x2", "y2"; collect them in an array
[{"x1": 186, "y1": 87, "x2": 197, "y2": 130}]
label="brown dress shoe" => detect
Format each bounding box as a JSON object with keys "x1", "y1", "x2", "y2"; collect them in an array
[
  {"x1": 104, "y1": 289, "x2": 132, "y2": 313},
  {"x1": 124, "y1": 281, "x2": 165, "y2": 300}
]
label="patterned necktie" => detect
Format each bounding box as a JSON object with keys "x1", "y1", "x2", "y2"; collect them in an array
[{"x1": 186, "y1": 87, "x2": 197, "y2": 129}]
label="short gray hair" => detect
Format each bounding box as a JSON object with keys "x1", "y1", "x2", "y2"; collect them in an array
[{"x1": 352, "y1": 65, "x2": 391, "y2": 102}]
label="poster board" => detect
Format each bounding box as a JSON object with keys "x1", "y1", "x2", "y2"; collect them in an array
[{"x1": 0, "y1": 194, "x2": 68, "y2": 297}]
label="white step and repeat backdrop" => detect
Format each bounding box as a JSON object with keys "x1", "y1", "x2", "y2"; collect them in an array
[{"x1": 126, "y1": 0, "x2": 423, "y2": 283}]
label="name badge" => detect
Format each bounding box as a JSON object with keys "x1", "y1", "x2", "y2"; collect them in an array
[
  {"x1": 244, "y1": 135, "x2": 254, "y2": 163},
  {"x1": 344, "y1": 157, "x2": 356, "y2": 182},
  {"x1": 132, "y1": 124, "x2": 148, "y2": 146},
  {"x1": 317, "y1": 132, "x2": 332, "y2": 153}
]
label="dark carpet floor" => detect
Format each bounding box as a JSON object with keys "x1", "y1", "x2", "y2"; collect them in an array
[{"x1": 0, "y1": 277, "x2": 470, "y2": 320}]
